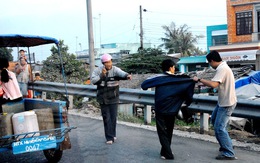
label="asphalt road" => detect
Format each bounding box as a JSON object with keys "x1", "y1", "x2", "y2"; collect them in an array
[{"x1": 1, "y1": 114, "x2": 259, "y2": 163}]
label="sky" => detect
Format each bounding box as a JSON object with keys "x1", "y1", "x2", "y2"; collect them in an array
[{"x1": 0, "y1": 0, "x2": 227, "y2": 61}]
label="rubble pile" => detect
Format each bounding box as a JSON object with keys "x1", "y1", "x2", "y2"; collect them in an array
[
  {"x1": 185, "y1": 65, "x2": 252, "y2": 80},
  {"x1": 119, "y1": 66, "x2": 253, "y2": 95}
]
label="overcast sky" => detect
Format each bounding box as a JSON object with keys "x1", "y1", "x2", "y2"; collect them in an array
[{"x1": 0, "y1": 0, "x2": 227, "y2": 61}]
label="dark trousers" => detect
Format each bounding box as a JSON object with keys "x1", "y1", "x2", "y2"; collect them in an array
[
  {"x1": 100, "y1": 103, "x2": 118, "y2": 141},
  {"x1": 155, "y1": 113, "x2": 175, "y2": 159}
]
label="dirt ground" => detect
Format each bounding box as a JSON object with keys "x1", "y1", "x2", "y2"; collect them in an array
[{"x1": 174, "y1": 125, "x2": 260, "y2": 145}]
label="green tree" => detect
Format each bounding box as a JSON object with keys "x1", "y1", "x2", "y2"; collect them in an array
[
  {"x1": 41, "y1": 40, "x2": 88, "y2": 84},
  {"x1": 160, "y1": 22, "x2": 204, "y2": 56},
  {"x1": 192, "y1": 47, "x2": 207, "y2": 56},
  {"x1": 0, "y1": 48, "x2": 13, "y2": 61},
  {"x1": 117, "y1": 48, "x2": 178, "y2": 74},
  {"x1": 40, "y1": 40, "x2": 88, "y2": 106}
]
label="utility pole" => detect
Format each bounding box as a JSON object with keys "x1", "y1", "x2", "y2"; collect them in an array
[
  {"x1": 139, "y1": 5, "x2": 143, "y2": 50},
  {"x1": 86, "y1": 0, "x2": 95, "y2": 77}
]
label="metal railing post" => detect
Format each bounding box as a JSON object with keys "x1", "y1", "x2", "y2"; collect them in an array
[
  {"x1": 68, "y1": 95, "x2": 73, "y2": 109},
  {"x1": 144, "y1": 105, "x2": 151, "y2": 125},
  {"x1": 200, "y1": 113, "x2": 209, "y2": 134},
  {"x1": 42, "y1": 92, "x2": 47, "y2": 99}
]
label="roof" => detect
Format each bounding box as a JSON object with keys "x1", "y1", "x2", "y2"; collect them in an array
[
  {"x1": 167, "y1": 53, "x2": 181, "y2": 58},
  {"x1": 177, "y1": 55, "x2": 207, "y2": 64}
]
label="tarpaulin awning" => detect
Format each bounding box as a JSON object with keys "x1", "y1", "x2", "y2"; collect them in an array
[
  {"x1": 235, "y1": 71, "x2": 260, "y2": 89},
  {"x1": 0, "y1": 34, "x2": 59, "y2": 47}
]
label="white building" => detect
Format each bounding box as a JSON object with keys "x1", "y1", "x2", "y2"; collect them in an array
[{"x1": 76, "y1": 42, "x2": 151, "y2": 66}]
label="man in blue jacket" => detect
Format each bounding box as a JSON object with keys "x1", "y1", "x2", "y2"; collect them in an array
[{"x1": 141, "y1": 59, "x2": 195, "y2": 160}]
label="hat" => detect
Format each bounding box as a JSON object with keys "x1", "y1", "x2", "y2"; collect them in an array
[{"x1": 101, "y1": 53, "x2": 112, "y2": 63}]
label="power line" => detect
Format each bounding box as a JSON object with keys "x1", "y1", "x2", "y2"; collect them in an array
[{"x1": 96, "y1": 7, "x2": 228, "y2": 51}]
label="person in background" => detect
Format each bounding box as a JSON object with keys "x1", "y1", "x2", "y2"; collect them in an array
[
  {"x1": 33, "y1": 72, "x2": 44, "y2": 98},
  {"x1": 34, "y1": 72, "x2": 44, "y2": 82},
  {"x1": 141, "y1": 59, "x2": 195, "y2": 160},
  {"x1": 15, "y1": 57, "x2": 32, "y2": 98},
  {"x1": 18, "y1": 49, "x2": 27, "y2": 60},
  {"x1": 0, "y1": 58, "x2": 23, "y2": 113},
  {"x1": 193, "y1": 50, "x2": 237, "y2": 160},
  {"x1": 91, "y1": 53, "x2": 132, "y2": 145}
]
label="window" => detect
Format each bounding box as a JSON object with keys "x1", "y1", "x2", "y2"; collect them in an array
[
  {"x1": 236, "y1": 11, "x2": 252, "y2": 35},
  {"x1": 212, "y1": 35, "x2": 228, "y2": 46}
]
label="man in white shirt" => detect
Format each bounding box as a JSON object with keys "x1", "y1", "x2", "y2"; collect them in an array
[{"x1": 193, "y1": 50, "x2": 237, "y2": 160}]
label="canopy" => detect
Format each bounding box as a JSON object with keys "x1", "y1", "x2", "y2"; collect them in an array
[{"x1": 0, "y1": 34, "x2": 59, "y2": 47}]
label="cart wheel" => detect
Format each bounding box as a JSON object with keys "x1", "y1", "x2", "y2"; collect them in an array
[{"x1": 43, "y1": 148, "x2": 63, "y2": 163}]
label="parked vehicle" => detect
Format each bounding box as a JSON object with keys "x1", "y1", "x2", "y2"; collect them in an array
[{"x1": 0, "y1": 34, "x2": 76, "y2": 162}]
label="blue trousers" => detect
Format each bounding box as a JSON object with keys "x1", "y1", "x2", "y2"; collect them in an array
[
  {"x1": 211, "y1": 103, "x2": 236, "y2": 157},
  {"x1": 100, "y1": 104, "x2": 118, "y2": 141}
]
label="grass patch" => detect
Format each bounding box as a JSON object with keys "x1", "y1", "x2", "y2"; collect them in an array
[
  {"x1": 118, "y1": 113, "x2": 144, "y2": 124},
  {"x1": 175, "y1": 119, "x2": 200, "y2": 128},
  {"x1": 117, "y1": 113, "x2": 201, "y2": 129}
]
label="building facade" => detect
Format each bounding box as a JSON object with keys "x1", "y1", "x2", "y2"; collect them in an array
[
  {"x1": 177, "y1": 55, "x2": 208, "y2": 73},
  {"x1": 210, "y1": 0, "x2": 260, "y2": 70},
  {"x1": 206, "y1": 24, "x2": 228, "y2": 52}
]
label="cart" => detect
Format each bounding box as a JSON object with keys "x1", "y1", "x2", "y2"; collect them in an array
[{"x1": 0, "y1": 34, "x2": 76, "y2": 162}]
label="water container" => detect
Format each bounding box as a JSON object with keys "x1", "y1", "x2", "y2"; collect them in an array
[
  {"x1": 12, "y1": 111, "x2": 40, "y2": 139},
  {"x1": 33, "y1": 108, "x2": 55, "y2": 135},
  {"x1": 0, "y1": 113, "x2": 14, "y2": 137}
]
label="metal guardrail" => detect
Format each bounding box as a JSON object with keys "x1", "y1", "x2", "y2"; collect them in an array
[
  {"x1": 189, "y1": 94, "x2": 260, "y2": 119},
  {"x1": 29, "y1": 81, "x2": 97, "y2": 97},
  {"x1": 29, "y1": 81, "x2": 260, "y2": 133},
  {"x1": 28, "y1": 81, "x2": 155, "y2": 105},
  {"x1": 29, "y1": 81, "x2": 260, "y2": 120}
]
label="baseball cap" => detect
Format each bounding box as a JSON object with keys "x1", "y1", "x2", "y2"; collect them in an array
[{"x1": 101, "y1": 53, "x2": 112, "y2": 63}]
